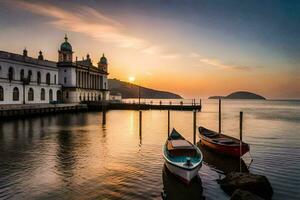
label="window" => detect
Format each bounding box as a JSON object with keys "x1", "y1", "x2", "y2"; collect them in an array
[
  {"x1": 49, "y1": 89, "x2": 53, "y2": 101},
  {"x1": 66, "y1": 92, "x2": 68, "y2": 99},
  {"x1": 28, "y1": 88, "x2": 34, "y2": 101},
  {"x1": 37, "y1": 72, "x2": 41, "y2": 84},
  {"x1": 46, "y1": 73, "x2": 51, "y2": 85},
  {"x1": 20, "y1": 69, "x2": 24, "y2": 81},
  {"x1": 100, "y1": 76, "x2": 103, "y2": 89},
  {"x1": 0, "y1": 86, "x2": 3, "y2": 101},
  {"x1": 57, "y1": 90, "x2": 62, "y2": 101},
  {"x1": 79, "y1": 94, "x2": 81, "y2": 101},
  {"x1": 28, "y1": 70, "x2": 32, "y2": 82},
  {"x1": 54, "y1": 75, "x2": 57, "y2": 84},
  {"x1": 8, "y1": 67, "x2": 14, "y2": 81},
  {"x1": 13, "y1": 87, "x2": 19, "y2": 101},
  {"x1": 64, "y1": 77, "x2": 67, "y2": 84},
  {"x1": 41, "y1": 88, "x2": 45, "y2": 101}
]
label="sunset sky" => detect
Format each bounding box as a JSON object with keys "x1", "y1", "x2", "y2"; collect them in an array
[{"x1": 0, "y1": 0, "x2": 299, "y2": 99}]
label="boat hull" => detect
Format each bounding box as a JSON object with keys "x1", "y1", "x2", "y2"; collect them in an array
[
  {"x1": 199, "y1": 137, "x2": 249, "y2": 157},
  {"x1": 164, "y1": 161, "x2": 201, "y2": 184}
]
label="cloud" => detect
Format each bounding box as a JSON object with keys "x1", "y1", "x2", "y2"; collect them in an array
[
  {"x1": 161, "y1": 53, "x2": 182, "y2": 59},
  {"x1": 189, "y1": 52, "x2": 252, "y2": 71},
  {"x1": 6, "y1": 0, "x2": 183, "y2": 59},
  {"x1": 8, "y1": 0, "x2": 148, "y2": 49},
  {"x1": 188, "y1": 52, "x2": 201, "y2": 58},
  {"x1": 199, "y1": 58, "x2": 251, "y2": 70},
  {"x1": 142, "y1": 45, "x2": 163, "y2": 55}
]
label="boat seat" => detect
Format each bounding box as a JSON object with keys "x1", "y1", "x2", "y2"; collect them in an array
[
  {"x1": 203, "y1": 132, "x2": 219, "y2": 138},
  {"x1": 168, "y1": 148, "x2": 197, "y2": 157},
  {"x1": 212, "y1": 138, "x2": 235, "y2": 144}
]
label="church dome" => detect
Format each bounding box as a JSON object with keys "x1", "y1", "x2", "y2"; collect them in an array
[
  {"x1": 100, "y1": 54, "x2": 107, "y2": 64},
  {"x1": 60, "y1": 35, "x2": 72, "y2": 52}
]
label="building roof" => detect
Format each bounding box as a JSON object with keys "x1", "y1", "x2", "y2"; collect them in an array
[
  {"x1": 100, "y1": 54, "x2": 107, "y2": 64},
  {"x1": 76, "y1": 58, "x2": 108, "y2": 75},
  {"x1": 60, "y1": 35, "x2": 72, "y2": 52},
  {"x1": 0, "y1": 50, "x2": 57, "y2": 68}
]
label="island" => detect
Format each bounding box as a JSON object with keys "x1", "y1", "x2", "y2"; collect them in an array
[
  {"x1": 209, "y1": 91, "x2": 266, "y2": 100},
  {"x1": 108, "y1": 78, "x2": 183, "y2": 99}
]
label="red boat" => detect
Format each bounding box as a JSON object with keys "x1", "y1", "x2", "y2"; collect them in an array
[{"x1": 198, "y1": 126, "x2": 250, "y2": 157}]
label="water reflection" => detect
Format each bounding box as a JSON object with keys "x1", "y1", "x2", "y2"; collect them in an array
[
  {"x1": 197, "y1": 143, "x2": 249, "y2": 174},
  {"x1": 56, "y1": 130, "x2": 76, "y2": 180},
  {"x1": 162, "y1": 165, "x2": 204, "y2": 200},
  {"x1": 0, "y1": 100, "x2": 299, "y2": 199}
]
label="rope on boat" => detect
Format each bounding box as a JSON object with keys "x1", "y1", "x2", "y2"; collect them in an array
[{"x1": 247, "y1": 151, "x2": 254, "y2": 170}]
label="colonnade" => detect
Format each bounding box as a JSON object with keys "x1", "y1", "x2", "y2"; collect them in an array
[{"x1": 76, "y1": 70, "x2": 104, "y2": 90}]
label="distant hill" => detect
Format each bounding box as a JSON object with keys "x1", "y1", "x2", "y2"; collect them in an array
[
  {"x1": 108, "y1": 79, "x2": 182, "y2": 99},
  {"x1": 209, "y1": 91, "x2": 266, "y2": 100}
]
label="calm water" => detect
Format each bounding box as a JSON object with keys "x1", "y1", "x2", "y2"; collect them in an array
[{"x1": 0, "y1": 100, "x2": 299, "y2": 200}]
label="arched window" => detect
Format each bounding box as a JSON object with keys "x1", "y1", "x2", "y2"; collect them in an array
[
  {"x1": 41, "y1": 88, "x2": 45, "y2": 101},
  {"x1": 49, "y1": 89, "x2": 53, "y2": 101},
  {"x1": 28, "y1": 88, "x2": 34, "y2": 101},
  {"x1": 57, "y1": 90, "x2": 62, "y2": 101},
  {"x1": 8, "y1": 67, "x2": 14, "y2": 81},
  {"x1": 98, "y1": 94, "x2": 101, "y2": 100},
  {"x1": 46, "y1": 73, "x2": 51, "y2": 85},
  {"x1": 13, "y1": 87, "x2": 19, "y2": 101},
  {"x1": 28, "y1": 70, "x2": 32, "y2": 82},
  {"x1": 37, "y1": 72, "x2": 41, "y2": 84},
  {"x1": 0, "y1": 86, "x2": 3, "y2": 101},
  {"x1": 79, "y1": 93, "x2": 82, "y2": 101},
  {"x1": 20, "y1": 69, "x2": 24, "y2": 81}
]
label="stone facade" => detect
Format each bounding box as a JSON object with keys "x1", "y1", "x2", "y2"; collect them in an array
[
  {"x1": 0, "y1": 50, "x2": 61, "y2": 105},
  {"x1": 0, "y1": 35, "x2": 109, "y2": 105},
  {"x1": 57, "y1": 36, "x2": 109, "y2": 103}
]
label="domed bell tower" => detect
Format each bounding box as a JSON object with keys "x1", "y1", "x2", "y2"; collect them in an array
[
  {"x1": 58, "y1": 34, "x2": 73, "y2": 63},
  {"x1": 98, "y1": 54, "x2": 108, "y2": 72}
]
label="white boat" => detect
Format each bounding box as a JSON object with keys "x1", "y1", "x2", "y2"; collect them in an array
[{"x1": 163, "y1": 128, "x2": 203, "y2": 184}]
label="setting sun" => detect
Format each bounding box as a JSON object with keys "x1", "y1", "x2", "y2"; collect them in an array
[{"x1": 128, "y1": 76, "x2": 136, "y2": 83}]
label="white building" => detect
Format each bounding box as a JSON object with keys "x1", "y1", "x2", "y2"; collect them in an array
[
  {"x1": 0, "y1": 49, "x2": 61, "y2": 105},
  {"x1": 0, "y1": 35, "x2": 110, "y2": 105},
  {"x1": 109, "y1": 91, "x2": 122, "y2": 102},
  {"x1": 57, "y1": 35, "x2": 109, "y2": 103}
]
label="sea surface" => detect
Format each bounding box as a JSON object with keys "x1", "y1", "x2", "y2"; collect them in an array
[{"x1": 0, "y1": 99, "x2": 299, "y2": 200}]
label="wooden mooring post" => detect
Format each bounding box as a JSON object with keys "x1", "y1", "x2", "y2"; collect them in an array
[
  {"x1": 218, "y1": 98, "x2": 222, "y2": 133},
  {"x1": 193, "y1": 110, "x2": 197, "y2": 144},
  {"x1": 239, "y1": 111, "x2": 243, "y2": 172},
  {"x1": 139, "y1": 110, "x2": 142, "y2": 136},
  {"x1": 102, "y1": 103, "x2": 106, "y2": 125},
  {"x1": 167, "y1": 110, "x2": 170, "y2": 136}
]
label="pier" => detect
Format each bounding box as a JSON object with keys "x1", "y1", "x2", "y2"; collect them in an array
[
  {"x1": 0, "y1": 99, "x2": 201, "y2": 119},
  {"x1": 86, "y1": 100, "x2": 202, "y2": 111},
  {"x1": 0, "y1": 103, "x2": 88, "y2": 119}
]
